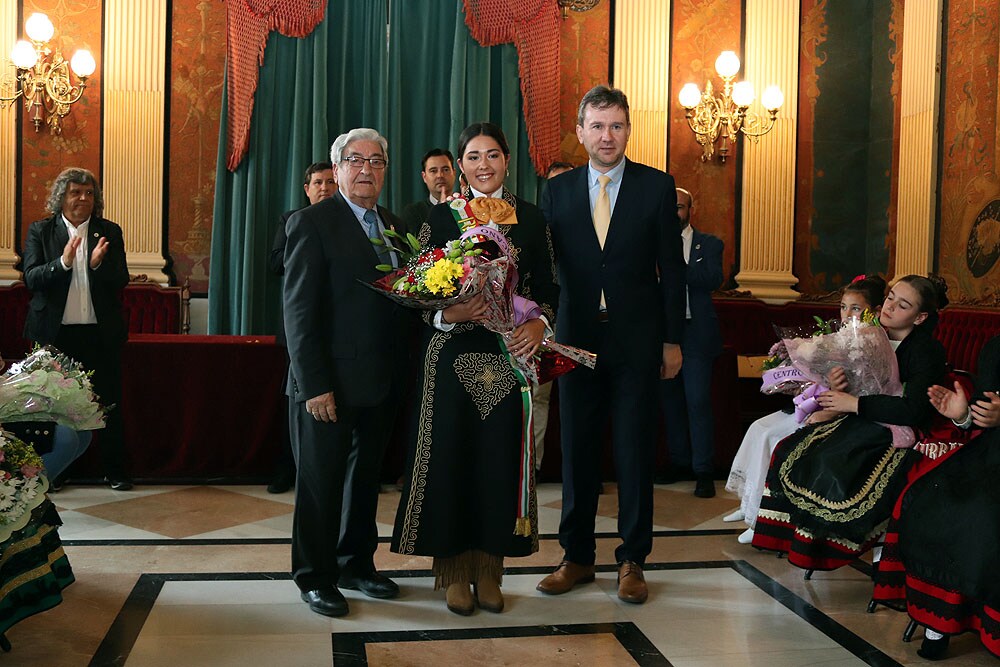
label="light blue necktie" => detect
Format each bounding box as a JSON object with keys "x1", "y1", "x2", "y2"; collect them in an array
[{"x1": 364, "y1": 209, "x2": 392, "y2": 266}]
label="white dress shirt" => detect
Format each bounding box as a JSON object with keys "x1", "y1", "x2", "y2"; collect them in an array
[
  {"x1": 59, "y1": 216, "x2": 98, "y2": 325},
  {"x1": 681, "y1": 223, "x2": 693, "y2": 319}
]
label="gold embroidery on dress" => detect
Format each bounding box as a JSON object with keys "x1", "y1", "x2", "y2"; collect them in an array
[
  {"x1": 545, "y1": 224, "x2": 558, "y2": 285},
  {"x1": 397, "y1": 330, "x2": 447, "y2": 554},
  {"x1": 777, "y1": 416, "x2": 909, "y2": 523},
  {"x1": 453, "y1": 353, "x2": 517, "y2": 419},
  {"x1": 417, "y1": 221, "x2": 432, "y2": 247}
]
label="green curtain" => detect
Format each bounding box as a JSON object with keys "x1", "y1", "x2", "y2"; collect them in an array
[{"x1": 209, "y1": 0, "x2": 542, "y2": 334}]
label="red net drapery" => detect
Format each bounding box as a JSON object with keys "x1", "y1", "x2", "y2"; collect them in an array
[
  {"x1": 225, "y1": 0, "x2": 327, "y2": 171},
  {"x1": 463, "y1": 0, "x2": 561, "y2": 175}
]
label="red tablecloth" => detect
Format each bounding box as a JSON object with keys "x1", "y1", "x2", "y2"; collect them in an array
[{"x1": 72, "y1": 334, "x2": 286, "y2": 480}]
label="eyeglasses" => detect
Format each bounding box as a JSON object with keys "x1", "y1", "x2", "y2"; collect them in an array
[{"x1": 341, "y1": 155, "x2": 387, "y2": 170}]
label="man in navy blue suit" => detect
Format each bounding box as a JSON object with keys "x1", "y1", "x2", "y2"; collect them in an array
[
  {"x1": 537, "y1": 86, "x2": 686, "y2": 605},
  {"x1": 658, "y1": 188, "x2": 723, "y2": 498}
]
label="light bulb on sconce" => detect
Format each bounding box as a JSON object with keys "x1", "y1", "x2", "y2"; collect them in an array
[
  {"x1": 1, "y1": 12, "x2": 96, "y2": 134},
  {"x1": 678, "y1": 50, "x2": 783, "y2": 162}
]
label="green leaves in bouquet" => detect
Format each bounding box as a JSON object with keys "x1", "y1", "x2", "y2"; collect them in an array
[{"x1": 371, "y1": 230, "x2": 423, "y2": 273}]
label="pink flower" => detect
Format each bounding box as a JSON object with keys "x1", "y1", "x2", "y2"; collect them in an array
[{"x1": 21, "y1": 464, "x2": 41, "y2": 478}]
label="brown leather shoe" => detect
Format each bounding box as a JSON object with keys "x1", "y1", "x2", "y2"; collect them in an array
[
  {"x1": 617, "y1": 561, "x2": 648, "y2": 604},
  {"x1": 536, "y1": 560, "x2": 596, "y2": 595},
  {"x1": 446, "y1": 582, "x2": 474, "y2": 616}
]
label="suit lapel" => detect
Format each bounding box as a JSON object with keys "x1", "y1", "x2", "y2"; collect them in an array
[{"x1": 570, "y1": 167, "x2": 601, "y2": 255}]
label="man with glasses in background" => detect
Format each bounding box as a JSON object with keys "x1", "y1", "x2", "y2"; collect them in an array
[{"x1": 283, "y1": 128, "x2": 411, "y2": 617}]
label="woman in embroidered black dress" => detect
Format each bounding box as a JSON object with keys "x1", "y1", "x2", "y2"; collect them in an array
[
  {"x1": 391, "y1": 123, "x2": 558, "y2": 615},
  {"x1": 752, "y1": 275, "x2": 948, "y2": 570},
  {"x1": 872, "y1": 334, "x2": 1000, "y2": 660}
]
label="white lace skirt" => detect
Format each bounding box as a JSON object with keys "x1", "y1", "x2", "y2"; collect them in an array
[{"x1": 725, "y1": 410, "x2": 801, "y2": 527}]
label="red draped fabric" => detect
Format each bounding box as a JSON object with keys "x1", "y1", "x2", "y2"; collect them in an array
[
  {"x1": 225, "y1": 0, "x2": 327, "y2": 171},
  {"x1": 463, "y1": 0, "x2": 561, "y2": 174}
]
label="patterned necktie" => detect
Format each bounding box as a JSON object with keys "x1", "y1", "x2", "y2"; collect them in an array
[
  {"x1": 364, "y1": 209, "x2": 392, "y2": 266},
  {"x1": 594, "y1": 174, "x2": 612, "y2": 309}
]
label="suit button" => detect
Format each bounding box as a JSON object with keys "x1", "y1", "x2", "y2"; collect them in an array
[{"x1": 43, "y1": 430, "x2": 50, "y2": 435}]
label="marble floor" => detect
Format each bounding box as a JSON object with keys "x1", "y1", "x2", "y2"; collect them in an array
[{"x1": 7, "y1": 482, "x2": 996, "y2": 666}]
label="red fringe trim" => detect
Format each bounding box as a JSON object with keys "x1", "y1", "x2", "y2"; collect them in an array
[
  {"x1": 462, "y1": 0, "x2": 561, "y2": 175},
  {"x1": 225, "y1": 0, "x2": 327, "y2": 171}
]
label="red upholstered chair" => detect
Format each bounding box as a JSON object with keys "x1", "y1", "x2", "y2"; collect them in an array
[
  {"x1": 121, "y1": 277, "x2": 191, "y2": 334},
  {"x1": 0, "y1": 283, "x2": 31, "y2": 360}
]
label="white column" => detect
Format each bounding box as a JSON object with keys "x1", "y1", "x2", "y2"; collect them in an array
[
  {"x1": 103, "y1": 0, "x2": 170, "y2": 284},
  {"x1": 613, "y1": 0, "x2": 671, "y2": 170},
  {"x1": 0, "y1": 2, "x2": 18, "y2": 283},
  {"x1": 893, "y1": 0, "x2": 943, "y2": 277},
  {"x1": 734, "y1": 0, "x2": 800, "y2": 303}
]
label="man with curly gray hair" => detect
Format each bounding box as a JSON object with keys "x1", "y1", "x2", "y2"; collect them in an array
[{"x1": 22, "y1": 167, "x2": 132, "y2": 491}]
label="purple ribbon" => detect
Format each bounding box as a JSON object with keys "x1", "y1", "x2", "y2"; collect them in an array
[
  {"x1": 793, "y1": 383, "x2": 829, "y2": 423},
  {"x1": 760, "y1": 365, "x2": 807, "y2": 393}
]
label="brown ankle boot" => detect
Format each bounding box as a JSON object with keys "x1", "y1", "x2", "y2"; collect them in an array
[
  {"x1": 445, "y1": 582, "x2": 474, "y2": 616},
  {"x1": 474, "y1": 576, "x2": 504, "y2": 613}
]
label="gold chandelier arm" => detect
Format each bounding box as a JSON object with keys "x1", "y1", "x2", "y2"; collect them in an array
[{"x1": 739, "y1": 109, "x2": 778, "y2": 139}]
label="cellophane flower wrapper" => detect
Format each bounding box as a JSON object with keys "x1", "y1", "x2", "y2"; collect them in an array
[
  {"x1": 781, "y1": 318, "x2": 915, "y2": 448},
  {"x1": 366, "y1": 226, "x2": 596, "y2": 385},
  {"x1": 0, "y1": 346, "x2": 107, "y2": 430}
]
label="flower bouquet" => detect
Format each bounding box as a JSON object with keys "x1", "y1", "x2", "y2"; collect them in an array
[
  {"x1": 780, "y1": 315, "x2": 915, "y2": 448},
  {"x1": 362, "y1": 201, "x2": 596, "y2": 386},
  {"x1": 759, "y1": 316, "x2": 835, "y2": 397},
  {"x1": 0, "y1": 346, "x2": 107, "y2": 431},
  {"x1": 0, "y1": 428, "x2": 46, "y2": 530}
]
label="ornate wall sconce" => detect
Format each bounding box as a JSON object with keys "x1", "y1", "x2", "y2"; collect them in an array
[
  {"x1": 678, "y1": 51, "x2": 783, "y2": 162},
  {"x1": 0, "y1": 13, "x2": 96, "y2": 134},
  {"x1": 557, "y1": 0, "x2": 601, "y2": 20}
]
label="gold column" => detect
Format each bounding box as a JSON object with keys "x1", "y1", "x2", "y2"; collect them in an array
[
  {"x1": 894, "y1": 0, "x2": 943, "y2": 278},
  {"x1": 0, "y1": 2, "x2": 18, "y2": 282},
  {"x1": 734, "y1": 0, "x2": 800, "y2": 303},
  {"x1": 103, "y1": 0, "x2": 169, "y2": 284},
  {"x1": 613, "y1": 0, "x2": 671, "y2": 170}
]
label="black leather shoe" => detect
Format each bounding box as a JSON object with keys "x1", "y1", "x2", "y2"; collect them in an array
[
  {"x1": 106, "y1": 477, "x2": 134, "y2": 491},
  {"x1": 301, "y1": 588, "x2": 349, "y2": 617},
  {"x1": 693, "y1": 475, "x2": 716, "y2": 498},
  {"x1": 917, "y1": 634, "x2": 950, "y2": 660},
  {"x1": 654, "y1": 464, "x2": 693, "y2": 485},
  {"x1": 48, "y1": 474, "x2": 68, "y2": 493},
  {"x1": 338, "y1": 571, "x2": 399, "y2": 599},
  {"x1": 266, "y1": 471, "x2": 295, "y2": 494}
]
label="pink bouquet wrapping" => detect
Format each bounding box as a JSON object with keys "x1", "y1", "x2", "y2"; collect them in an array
[{"x1": 781, "y1": 317, "x2": 915, "y2": 448}]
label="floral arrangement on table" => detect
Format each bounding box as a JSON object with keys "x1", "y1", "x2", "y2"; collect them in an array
[{"x1": 0, "y1": 346, "x2": 106, "y2": 430}]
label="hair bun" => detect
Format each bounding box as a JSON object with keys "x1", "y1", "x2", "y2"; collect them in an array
[{"x1": 927, "y1": 274, "x2": 949, "y2": 309}]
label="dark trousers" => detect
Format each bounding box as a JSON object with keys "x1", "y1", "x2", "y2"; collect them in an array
[
  {"x1": 289, "y1": 396, "x2": 396, "y2": 592},
  {"x1": 660, "y1": 322, "x2": 716, "y2": 475},
  {"x1": 53, "y1": 324, "x2": 127, "y2": 479},
  {"x1": 557, "y1": 325, "x2": 658, "y2": 566}
]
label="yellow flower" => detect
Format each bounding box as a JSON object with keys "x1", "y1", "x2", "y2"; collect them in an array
[{"x1": 423, "y1": 258, "x2": 463, "y2": 295}]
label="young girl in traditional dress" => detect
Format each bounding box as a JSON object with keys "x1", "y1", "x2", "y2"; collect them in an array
[
  {"x1": 751, "y1": 275, "x2": 948, "y2": 570},
  {"x1": 724, "y1": 275, "x2": 887, "y2": 544},
  {"x1": 873, "y1": 334, "x2": 1000, "y2": 660}
]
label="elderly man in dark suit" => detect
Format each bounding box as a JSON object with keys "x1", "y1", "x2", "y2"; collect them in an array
[
  {"x1": 266, "y1": 161, "x2": 337, "y2": 495},
  {"x1": 22, "y1": 167, "x2": 131, "y2": 490},
  {"x1": 537, "y1": 85, "x2": 686, "y2": 605},
  {"x1": 283, "y1": 128, "x2": 409, "y2": 617},
  {"x1": 658, "y1": 187, "x2": 724, "y2": 497}
]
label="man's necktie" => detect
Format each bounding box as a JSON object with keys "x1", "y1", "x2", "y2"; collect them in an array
[
  {"x1": 364, "y1": 209, "x2": 392, "y2": 266},
  {"x1": 594, "y1": 174, "x2": 611, "y2": 309},
  {"x1": 594, "y1": 174, "x2": 612, "y2": 249}
]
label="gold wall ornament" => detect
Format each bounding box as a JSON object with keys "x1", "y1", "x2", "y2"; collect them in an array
[
  {"x1": 0, "y1": 13, "x2": 95, "y2": 134},
  {"x1": 557, "y1": 0, "x2": 601, "y2": 20},
  {"x1": 678, "y1": 51, "x2": 783, "y2": 162}
]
